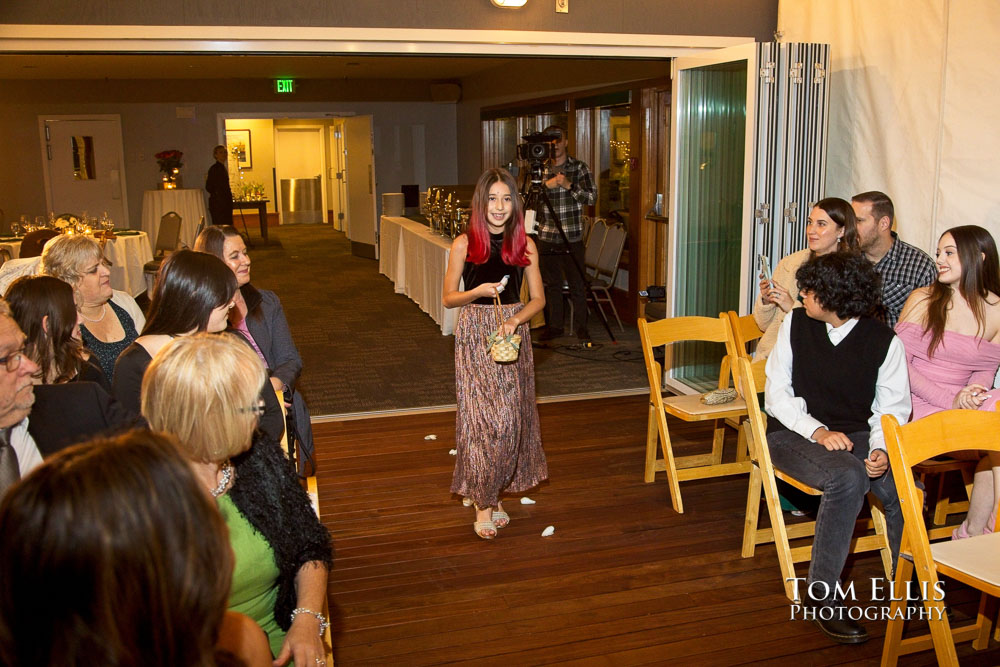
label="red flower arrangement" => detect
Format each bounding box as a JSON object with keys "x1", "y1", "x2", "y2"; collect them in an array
[{"x1": 154, "y1": 150, "x2": 184, "y2": 174}]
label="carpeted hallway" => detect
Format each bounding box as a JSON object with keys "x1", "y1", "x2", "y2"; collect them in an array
[{"x1": 246, "y1": 224, "x2": 646, "y2": 416}]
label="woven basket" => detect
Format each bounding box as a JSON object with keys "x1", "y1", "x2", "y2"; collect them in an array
[{"x1": 487, "y1": 290, "x2": 521, "y2": 364}]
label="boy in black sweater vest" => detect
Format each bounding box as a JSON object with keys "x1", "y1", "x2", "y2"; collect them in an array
[{"x1": 764, "y1": 253, "x2": 911, "y2": 644}]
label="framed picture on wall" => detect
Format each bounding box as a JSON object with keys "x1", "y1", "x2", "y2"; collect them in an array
[{"x1": 226, "y1": 129, "x2": 253, "y2": 169}]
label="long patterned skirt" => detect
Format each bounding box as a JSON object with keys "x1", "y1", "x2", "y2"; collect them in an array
[{"x1": 450, "y1": 302, "x2": 547, "y2": 508}]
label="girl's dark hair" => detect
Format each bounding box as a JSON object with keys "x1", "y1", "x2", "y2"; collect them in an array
[
  {"x1": 813, "y1": 197, "x2": 860, "y2": 253},
  {"x1": 0, "y1": 430, "x2": 233, "y2": 667},
  {"x1": 464, "y1": 168, "x2": 529, "y2": 267},
  {"x1": 796, "y1": 251, "x2": 883, "y2": 319},
  {"x1": 5, "y1": 275, "x2": 86, "y2": 383},
  {"x1": 193, "y1": 224, "x2": 241, "y2": 261},
  {"x1": 142, "y1": 250, "x2": 237, "y2": 336},
  {"x1": 923, "y1": 225, "x2": 1000, "y2": 356}
]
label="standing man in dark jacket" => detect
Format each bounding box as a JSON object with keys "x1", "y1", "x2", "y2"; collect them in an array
[{"x1": 206, "y1": 144, "x2": 234, "y2": 227}]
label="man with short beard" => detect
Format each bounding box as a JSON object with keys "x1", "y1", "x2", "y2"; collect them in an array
[{"x1": 851, "y1": 191, "x2": 936, "y2": 327}]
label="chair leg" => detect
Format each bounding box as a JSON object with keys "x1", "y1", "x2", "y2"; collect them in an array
[
  {"x1": 757, "y1": 457, "x2": 799, "y2": 600},
  {"x1": 881, "y1": 554, "x2": 911, "y2": 666},
  {"x1": 654, "y1": 407, "x2": 684, "y2": 514},
  {"x1": 735, "y1": 418, "x2": 750, "y2": 463},
  {"x1": 972, "y1": 593, "x2": 998, "y2": 650},
  {"x1": 742, "y1": 463, "x2": 763, "y2": 558},
  {"x1": 710, "y1": 419, "x2": 725, "y2": 465},
  {"x1": 644, "y1": 403, "x2": 658, "y2": 483},
  {"x1": 868, "y1": 496, "x2": 895, "y2": 581}
]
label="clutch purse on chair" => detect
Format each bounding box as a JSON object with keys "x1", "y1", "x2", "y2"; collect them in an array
[{"x1": 700, "y1": 388, "x2": 738, "y2": 405}]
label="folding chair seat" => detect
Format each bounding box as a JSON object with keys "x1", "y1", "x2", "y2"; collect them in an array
[
  {"x1": 881, "y1": 409, "x2": 1000, "y2": 665},
  {"x1": 734, "y1": 357, "x2": 894, "y2": 602},
  {"x1": 638, "y1": 313, "x2": 751, "y2": 514}
]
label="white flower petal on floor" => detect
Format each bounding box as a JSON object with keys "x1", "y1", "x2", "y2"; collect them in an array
[
  {"x1": 541, "y1": 526, "x2": 555, "y2": 537},
  {"x1": 448, "y1": 448, "x2": 457, "y2": 455},
  {"x1": 424, "y1": 434, "x2": 437, "y2": 440},
  {"x1": 520, "y1": 497, "x2": 536, "y2": 504}
]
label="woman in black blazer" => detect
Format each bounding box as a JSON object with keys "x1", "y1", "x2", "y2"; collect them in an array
[{"x1": 4, "y1": 275, "x2": 140, "y2": 455}]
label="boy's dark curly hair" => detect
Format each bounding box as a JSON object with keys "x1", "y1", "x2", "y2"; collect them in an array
[{"x1": 795, "y1": 251, "x2": 883, "y2": 319}]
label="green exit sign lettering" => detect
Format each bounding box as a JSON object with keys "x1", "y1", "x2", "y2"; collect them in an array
[{"x1": 274, "y1": 79, "x2": 295, "y2": 94}]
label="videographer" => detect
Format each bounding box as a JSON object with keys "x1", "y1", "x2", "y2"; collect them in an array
[{"x1": 534, "y1": 125, "x2": 597, "y2": 342}]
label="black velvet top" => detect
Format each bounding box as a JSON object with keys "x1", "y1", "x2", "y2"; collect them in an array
[{"x1": 462, "y1": 233, "x2": 525, "y2": 305}]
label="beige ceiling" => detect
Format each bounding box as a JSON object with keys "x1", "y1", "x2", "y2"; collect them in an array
[{"x1": 0, "y1": 53, "x2": 556, "y2": 80}]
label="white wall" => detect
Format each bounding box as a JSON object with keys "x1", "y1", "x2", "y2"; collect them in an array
[
  {"x1": 0, "y1": 86, "x2": 457, "y2": 230},
  {"x1": 778, "y1": 0, "x2": 1000, "y2": 252}
]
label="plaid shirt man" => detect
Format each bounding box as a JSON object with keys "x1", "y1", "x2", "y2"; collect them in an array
[
  {"x1": 535, "y1": 155, "x2": 597, "y2": 243},
  {"x1": 873, "y1": 232, "x2": 937, "y2": 328}
]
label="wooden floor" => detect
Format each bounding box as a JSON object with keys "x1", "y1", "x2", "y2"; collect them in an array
[{"x1": 314, "y1": 395, "x2": 1000, "y2": 666}]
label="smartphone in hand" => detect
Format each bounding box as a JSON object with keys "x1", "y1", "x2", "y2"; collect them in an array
[{"x1": 758, "y1": 254, "x2": 772, "y2": 285}]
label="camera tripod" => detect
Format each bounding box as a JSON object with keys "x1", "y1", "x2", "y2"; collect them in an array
[{"x1": 522, "y1": 162, "x2": 616, "y2": 343}]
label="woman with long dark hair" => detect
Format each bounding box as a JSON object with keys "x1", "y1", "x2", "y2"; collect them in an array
[
  {"x1": 442, "y1": 168, "x2": 548, "y2": 539},
  {"x1": 111, "y1": 250, "x2": 286, "y2": 444},
  {"x1": 5, "y1": 275, "x2": 139, "y2": 455},
  {"x1": 753, "y1": 197, "x2": 861, "y2": 359},
  {"x1": 896, "y1": 225, "x2": 1000, "y2": 538}
]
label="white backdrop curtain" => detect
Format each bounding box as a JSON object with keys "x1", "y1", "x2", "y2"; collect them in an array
[{"x1": 778, "y1": 0, "x2": 1000, "y2": 252}]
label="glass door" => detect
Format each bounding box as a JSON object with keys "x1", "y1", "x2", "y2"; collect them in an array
[{"x1": 667, "y1": 43, "x2": 757, "y2": 393}]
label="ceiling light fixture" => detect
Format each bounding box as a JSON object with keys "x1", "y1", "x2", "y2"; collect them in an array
[{"x1": 490, "y1": 0, "x2": 527, "y2": 7}]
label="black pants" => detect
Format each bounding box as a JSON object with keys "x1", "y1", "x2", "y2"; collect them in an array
[
  {"x1": 209, "y1": 199, "x2": 233, "y2": 227},
  {"x1": 538, "y1": 239, "x2": 587, "y2": 333}
]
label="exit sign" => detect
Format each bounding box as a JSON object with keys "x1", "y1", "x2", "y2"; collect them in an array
[{"x1": 274, "y1": 79, "x2": 295, "y2": 94}]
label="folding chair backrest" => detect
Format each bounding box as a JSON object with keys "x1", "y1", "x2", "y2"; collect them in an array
[
  {"x1": 882, "y1": 409, "x2": 1000, "y2": 559},
  {"x1": 584, "y1": 218, "x2": 608, "y2": 268},
  {"x1": 194, "y1": 215, "x2": 206, "y2": 239},
  {"x1": 595, "y1": 222, "x2": 627, "y2": 282},
  {"x1": 639, "y1": 314, "x2": 738, "y2": 393},
  {"x1": 155, "y1": 212, "x2": 182, "y2": 255},
  {"x1": 726, "y1": 311, "x2": 765, "y2": 359}
]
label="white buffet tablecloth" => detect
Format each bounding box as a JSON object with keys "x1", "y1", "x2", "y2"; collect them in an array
[
  {"x1": 379, "y1": 216, "x2": 460, "y2": 335},
  {"x1": 141, "y1": 189, "x2": 206, "y2": 249},
  {"x1": 0, "y1": 231, "x2": 152, "y2": 297}
]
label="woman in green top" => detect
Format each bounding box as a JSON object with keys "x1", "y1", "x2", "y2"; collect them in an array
[{"x1": 142, "y1": 333, "x2": 333, "y2": 666}]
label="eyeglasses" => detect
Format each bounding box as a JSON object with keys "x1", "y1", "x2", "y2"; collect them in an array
[
  {"x1": 797, "y1": 294, "x2": 805, "y2": 304},
  {"x1": 239, "y1": 399, "x2": 266, "y2": 416},
  {"x1": 0, "y1": 347, "x2": 25, "y2": 373}
]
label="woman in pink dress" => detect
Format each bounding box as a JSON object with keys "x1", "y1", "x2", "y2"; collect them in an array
[{"x1": 895, "y1": 225, "x2": 1000, "y2": 538}]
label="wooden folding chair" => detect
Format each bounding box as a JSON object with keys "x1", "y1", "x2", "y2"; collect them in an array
[
  {"x1": 734, "y1": 357, "x2": 894, "y2": 602},
  {"x1": 881, "y1": 410, "x2": 1000, "y2": 666},
  {"x1": 638, "y1": 314, "x2": 751, "y2": 514}
]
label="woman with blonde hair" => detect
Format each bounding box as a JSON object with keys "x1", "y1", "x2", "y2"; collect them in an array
[
  {"x1": 0, "y1": 430, "x2": 270, "y2": 667},
  {"x1": 40, "y1": 234, "x2": 145, "y2": 381},
  {"x1": 142, "y1": 333, "x2": 332, "y2": 665}
]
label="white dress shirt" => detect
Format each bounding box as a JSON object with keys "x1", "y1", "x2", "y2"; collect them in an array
[
  {"x1": 764, "y1": 315, "x2": 911, "y2": 452},
  {"x1": 11, "y1": 417, "x2": 42, "y2": 477}
]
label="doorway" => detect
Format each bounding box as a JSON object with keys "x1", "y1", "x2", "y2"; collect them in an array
[{"x1": 38, "y1": 115, "x2": 129, "y2": 226}]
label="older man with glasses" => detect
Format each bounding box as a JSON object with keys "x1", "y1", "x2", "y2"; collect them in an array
[{"x1": 0, "y1": 300, "x2": 42, "y2": 496}]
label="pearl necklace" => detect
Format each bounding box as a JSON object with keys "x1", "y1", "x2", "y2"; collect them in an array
[
  {"x1": 79, "y1": 303, "x2": 108, "y2": 323},
  {"x1": 211, "y1": 461, "x2": 234, "y2": 497}
]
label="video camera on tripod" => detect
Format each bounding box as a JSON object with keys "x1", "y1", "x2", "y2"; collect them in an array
[{"x1": 517, "y1": 130, "x2": 560, "y2": 182}]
